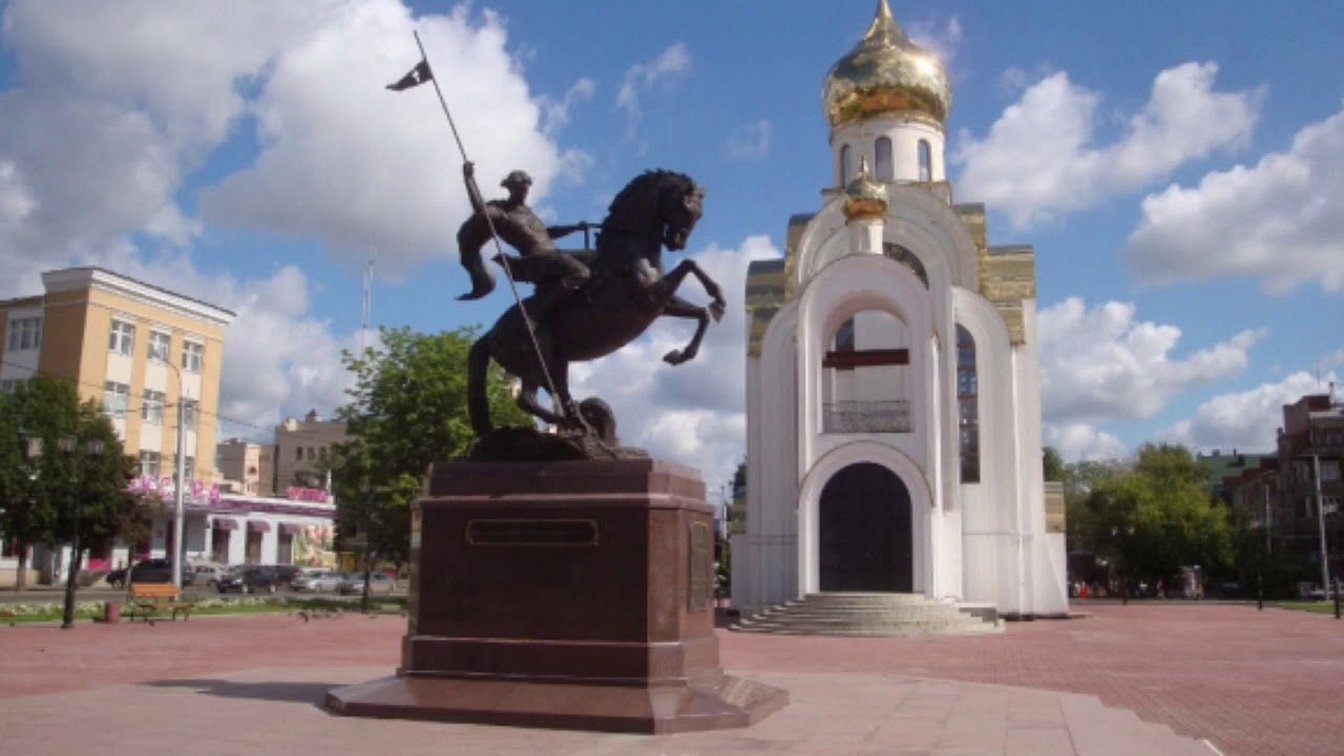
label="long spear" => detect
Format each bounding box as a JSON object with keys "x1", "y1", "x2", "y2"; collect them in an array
[{"x1": 388, "y1": 31, "x2": 564, "y2": 419}]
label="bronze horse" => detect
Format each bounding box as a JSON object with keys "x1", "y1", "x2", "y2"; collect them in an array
[{"x1": 466, "y1": 170, "x2": 723, "y2": 439}]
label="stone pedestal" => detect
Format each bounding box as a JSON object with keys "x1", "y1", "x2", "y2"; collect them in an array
[{"x1": 326, "y1": 458, "x2": 787, "y2": 733}]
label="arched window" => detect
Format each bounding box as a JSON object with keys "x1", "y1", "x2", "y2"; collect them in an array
[
  {"x1": 956, "y1": 325, "x2": 979, "y2": 483},
  {"x1": 917, "y1": 139, "x2": 932, "y2": 182},
  {"x1": 839, "y1": 144, "x2": 851, "y2": 185},
  {"x1": 883, "y1": 243, "x2": 929, "y2": 288},
  {"x1": 834, "y1": 318, "x2": 855, "y2": 352},
  {"x1": 874, "y1": 137, "x2": 893, "y2": 181}
]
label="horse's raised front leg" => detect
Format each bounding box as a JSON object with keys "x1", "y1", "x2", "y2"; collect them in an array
[
  {"x1": 660, "y1": 294, "x2": 712, "y2": 366},
  {"x1": 654, "y1": 259, "x2": 726, "y2": 323}
]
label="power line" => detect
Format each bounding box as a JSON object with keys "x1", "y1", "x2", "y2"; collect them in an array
[{"x1": 0, "y1": 356, "x2": 273, "y2": 434}]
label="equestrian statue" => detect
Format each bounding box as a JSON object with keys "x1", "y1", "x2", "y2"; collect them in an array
[{"x1": 455, "y1": 162, "x2": 724, "y2": 459}]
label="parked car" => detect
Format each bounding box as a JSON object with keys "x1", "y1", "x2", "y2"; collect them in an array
[
  {"x1": 271, "y1": 565, "x2": 303, "y2": 584},
  {"x1": 337, "y1": 572, "x2": 396, "y2": 596},
  {"x1": 216, "y1": 565, "x2": 282, "y2": 594},
  {"x1": 106, "y1": 559, "x2": 194, "y2": 588},
  {"x1": 192, "y1": 562, "x2": 229, "y2": 588},
  {"x1": 291, "y1": 569, "x2": 345, "y2": 593}
]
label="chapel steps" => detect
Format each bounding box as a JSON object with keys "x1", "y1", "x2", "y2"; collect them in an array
[{"x1": 731, "y1": 591, "x2": 1003, "y2": 637}]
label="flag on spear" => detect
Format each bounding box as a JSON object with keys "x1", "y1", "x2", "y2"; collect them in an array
[{"x1": 386, "y1": 59, "x2": 433, "y2": 91}]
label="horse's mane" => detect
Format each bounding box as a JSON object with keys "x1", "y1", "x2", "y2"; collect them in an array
[{"x1": 600, "y1": 169, "x2": 694, "y2": 235}]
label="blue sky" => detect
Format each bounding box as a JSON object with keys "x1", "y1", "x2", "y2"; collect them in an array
[{"x1": 1, "y1": 0, "x2": 1340, "y2": 494}]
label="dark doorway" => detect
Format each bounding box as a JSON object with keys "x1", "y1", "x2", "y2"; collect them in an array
[{"x1": 819, "y1": 462, "x2": 912, "y2": 591}]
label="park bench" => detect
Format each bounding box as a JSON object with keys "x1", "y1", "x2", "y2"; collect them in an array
[{"x1": 125, "y1": 583, "x2": 193, "y2": 625}]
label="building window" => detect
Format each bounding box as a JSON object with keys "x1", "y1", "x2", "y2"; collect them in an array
[
  {"x1": 176, "y1": 455, "x2": 196, "y2": 481},
  {"x1": 109, "y1": 319, "x2": 135, "y2": 355},
  {"x1": 0, "y1": 378, "x2": 27, "y2": 394},
  {"x1": 139, "y1": 451, "x2": 161, "y2": 479},
  {"x1": 874, "y1": 136, "x2": 893, "y2": 181},
  {"x1": 182, "y1": 341, "x2": 204, "y2": 373},
  {"x1": 318, "y1": 447, "x2": 328, "y2": 461},
  {"x1": 839, "y1": 144, "x2": 851, "y2": 185},
  {"x1": 148, "y1": 331, "x2": 171, "y2": 362},
  {"x1": 6, "y1": 317, "x2": 42, "y2": 351},
  {"x1": 294, "y1": 446, "x2": 303, "y2": 462},
  {"x1": 142, "y1": 390, "x2": 166, "y2": 425},
  {"x1": 917, "y1": 139, "x2": 932, "y2": 182},
  {"x1": 956, "y1": 325, "x2": 979, "y2": 483},
  {"x1": 182, "y1": 398, "x2": 198, "y2": 430},
  {"x1": 833, "y1": 318, "x2": 855, "y2": 352},
  {"x1": 103, "y1": 381, "x2": 130, "y2": 416},
  {"x1": 307, "y1": 446, "x2": 316, "y2": 462}
]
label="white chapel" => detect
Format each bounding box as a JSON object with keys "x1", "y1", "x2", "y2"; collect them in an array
[{"x1": 732, "y1": 0, "x2": 1068, "y2": 619}]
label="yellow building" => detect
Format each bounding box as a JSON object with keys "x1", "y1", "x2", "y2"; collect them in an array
[{"x1": 1, "y1": 267, "x2": 234, "y2": 573}]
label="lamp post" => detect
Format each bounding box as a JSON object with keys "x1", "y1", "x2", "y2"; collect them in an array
[
  {"x1": 1258, "y1": 473, "x2": 1274, "y2": 611},
  {"x1": 155, "y1": 345, "x2": 189, "y2": 589},
  {"x1": 1111, "y1": 525, "x2": 1135, "y2": 605},
  {"x1": 1311, "y1": 453, "x2": 1330, "y2": 606},
  {"x1": 51, "y1": 436, "x2": 104, "y2": 629}
]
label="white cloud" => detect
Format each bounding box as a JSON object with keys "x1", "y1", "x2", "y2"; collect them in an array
[
  {"x1": 908, "y1": 16, "x2": 962, "y2": 68},
  {"x1": 539, "y1": 78, "x2": 596, "y2": 137},
  {"x1": 200, "y1": 4, "x2": 573, "y2": 278},
  {"x1": 1125, "y1": 107, "x2": 1344, "y2": 294},
  {"x1": 725, "y1": 119, "x2": 772, "y2": 161},
  {"x1": 0, "y1": 1, "x2": 573, "y2": 438},
  {"x1": 1038, "y1": 297, "x2": 1263, "y2": 423},
  {"x1": 954, "y1": 62, "x2": 1262, "y2": 228},
  {"x1": 615, "y1": 42, "x2": 691, "y2": 137},
  {"x1": 568, "y1": 235, "x2": 781, "y2": 491},
  {"x1": 1044, "y1": 422, "x2": 1128, "y2": 463},
  {"x1": 1159, "y1": 370, "x2": 1338, "y2": 453}
]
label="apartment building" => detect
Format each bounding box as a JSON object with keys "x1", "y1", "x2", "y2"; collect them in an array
[
  {"x1": 0, "y1": 267, "x2": 234, "y2": 579},
  {"x1": 1222, "y1": 391, "x2": 1344, "y2": 594},
  {"x1": 216, "y1": 438, "x2": 276, "y2": 497},
  {"x1": 273, "y1": 410, "x2": 350, "y2": 493}
]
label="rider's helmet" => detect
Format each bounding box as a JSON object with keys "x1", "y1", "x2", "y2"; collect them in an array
[{"x1": 501, "y1": 170, "x2": 533, "y2": 189}]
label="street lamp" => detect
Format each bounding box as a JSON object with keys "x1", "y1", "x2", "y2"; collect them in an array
[
  {"x1": 37, "y1": 436, "x2": 104, "y2": 630},
  {"x1": 1258, "y1": 472, "x2": 1275, "y2": 611},
  {"x1": 154, "y1": 344, "x2": 189, "y2": 589}
]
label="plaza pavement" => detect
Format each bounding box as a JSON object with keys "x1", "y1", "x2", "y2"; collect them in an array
[{"x1": 0, "y1": 602, "x2": 1339, "y2": 755}]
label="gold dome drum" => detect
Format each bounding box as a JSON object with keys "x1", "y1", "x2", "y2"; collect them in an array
[{"x1": 823, "y1": 1, "x2": 952, "y2": 128}]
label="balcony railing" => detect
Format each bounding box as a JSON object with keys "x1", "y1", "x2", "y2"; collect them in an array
[{"x1": 822, "y1": 400, "x2": 911, "y2": 434}]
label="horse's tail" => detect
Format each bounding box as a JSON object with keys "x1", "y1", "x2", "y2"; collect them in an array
[
  {"x1": 466, "y1": 334, "x2": 494, "y2": 436},
  {"x1": 456, "y1": 215, "x2": 496, "y2": 301}
]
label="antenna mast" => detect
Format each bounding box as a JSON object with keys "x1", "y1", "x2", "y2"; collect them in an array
[{"x1": 360, "y1": 257, "x2": 374, "y2": 353}]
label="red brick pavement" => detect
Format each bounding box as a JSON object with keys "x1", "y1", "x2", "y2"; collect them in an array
[
  {"x1": 718, "y1": 603, "x2": 1344, "y2": 756},
  {"x1": 1, "y1": 603, "x2": 1340, "y2": 755}
]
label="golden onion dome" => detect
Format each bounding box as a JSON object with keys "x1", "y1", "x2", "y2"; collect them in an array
[
  {"x1": 823, "y1": 0, "x2": 952, "y2": 129},
  {"x1": 842, "y1": 158, "x2": 888, "y2": 221}
]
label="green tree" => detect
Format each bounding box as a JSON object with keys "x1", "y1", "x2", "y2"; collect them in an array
[
  {"x1": 1085, "y1": 444, "x2": 1232, "y2": 593},
  {"x1": 0, "y1": 378, "x2": 143, "y2": 593},
  {"x1": 329, "y1": 327, "x2": 529, "y2": 592},
  {"x1": 1042, "y1": 446, "x2": 1065, "y2": 482}
]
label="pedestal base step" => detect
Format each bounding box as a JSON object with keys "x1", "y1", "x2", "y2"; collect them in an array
[{"x1": 326, "y1": 673, "x2": 788, "y2": 734}]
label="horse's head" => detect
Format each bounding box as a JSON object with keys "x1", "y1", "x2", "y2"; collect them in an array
[
  {"x1": 657, "y1": 175, "x2": 704, "y2": 251},
  {"x1": 600, "y1": 170, "x2": 704, "y2": 255}
]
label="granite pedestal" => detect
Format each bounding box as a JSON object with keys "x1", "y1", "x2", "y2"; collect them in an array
[{"x1": 326, "y1": 458, "x2": 787, "y2": 733}]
